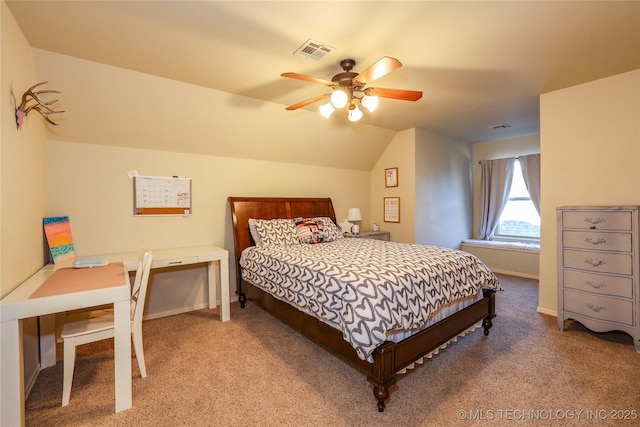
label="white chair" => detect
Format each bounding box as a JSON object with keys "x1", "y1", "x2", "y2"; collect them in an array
[{"x1": 61, "y1": 249, "x2": 153, "y2": 406}]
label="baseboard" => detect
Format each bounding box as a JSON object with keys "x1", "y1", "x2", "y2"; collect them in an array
[
  {"x1": 142, "y1": 294, "x2": 239, "y2": 321},
  {"x1": 489, "y1": 268, "x2": 539, "y2": 280},
  {"x1": 25, "y1": 363, "x2": 40, "y2": 399},
  {"x1": 536, "y1": 306, "x2": 557, "y2": 317},
  {"x1": 143, "y1": 303, "x2": 209, "y2": 321}
]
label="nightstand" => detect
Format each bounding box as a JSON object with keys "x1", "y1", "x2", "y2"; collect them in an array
[{"x1": 344, "y1": 230, "x2": 390, "y2": 241}]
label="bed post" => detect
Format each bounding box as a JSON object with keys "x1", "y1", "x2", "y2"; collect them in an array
[
  {"x1": 482, "y1": 289, "x2": 496, "y2": 335},
  {"x1": 367, "y1": 341, "x2": 397, "y2": 412}
]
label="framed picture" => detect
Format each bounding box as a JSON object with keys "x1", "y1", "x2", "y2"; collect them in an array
[
  {"x1": 384, "y1": 197, "x2": 400, "y2": 223},
  {"x1": 385, "y1": 167, "x2": 398, "y2": 187}
]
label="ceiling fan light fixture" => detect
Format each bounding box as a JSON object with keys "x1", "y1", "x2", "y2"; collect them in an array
[
  {"x1": 319, "y1": 102, "x2": 335, "y2": 119},
  {"x1": 330, "y1": 90, "x2": 348, "y2": 108},
  {"x1": 282, "y1": 56, "x2": 422, "y2": 123},
  {"x1": 361, "y1": 95, "x2": 378, "y2": 112},
  {"x1": 348, "y1": 105, "x2": 363, "y2": 122}
]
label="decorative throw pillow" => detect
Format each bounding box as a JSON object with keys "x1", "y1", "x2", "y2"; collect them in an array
[
  {"x1": 249, "y1": 218, "x2": 299, "y2": 246},
  {"x1": 248, "y1": 218, "x2": 263, "y2": 246},
  {"x1": 294, "y1": 218, "x2": 328, "y2": 244},
  {"x1": 307, "y1": 217, "x2": 344, "y2": 242}
]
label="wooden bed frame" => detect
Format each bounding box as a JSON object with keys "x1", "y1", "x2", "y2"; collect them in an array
[{"x1": 228, "y1": 196, "x2": 496, "y2": 412}]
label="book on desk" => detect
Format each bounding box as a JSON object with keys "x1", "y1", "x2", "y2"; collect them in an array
[{"x1": 72, "y1": 257, "x2": 109, "y2": 268}]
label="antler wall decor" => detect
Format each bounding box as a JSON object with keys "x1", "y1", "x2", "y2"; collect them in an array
[{"x1": 15, "y1": 82, "x2": 64, "y2": 130}]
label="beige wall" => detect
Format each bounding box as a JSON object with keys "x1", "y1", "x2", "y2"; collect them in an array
[
  {"x1": 415, "y1": 128, "x2": 473, "y2": 248},
  {"x1": 538, "y1": 69, "x2": 640, "y2": 315},
  {"x1": 1, "y1": 1, "x2": 48, "y2": 297},
  {"x1": 370, "y1": 128, "x2": 416, "y2": 243},
  {"x1": 47, "y1": 140, "x2": 371, "y2": 299},
  {"x1": 370, "y1": 127, "x2": 475, "y2": 248},
  {"x1": 1, "y1": 0, "x2": 48, "y2": 392}
]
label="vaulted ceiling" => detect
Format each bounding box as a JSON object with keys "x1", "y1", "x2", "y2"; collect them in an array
[{"x1": 7, "y1": 1, "x2": 640, "y2": 148}]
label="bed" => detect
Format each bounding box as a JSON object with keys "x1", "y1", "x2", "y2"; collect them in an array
[{"x1": 228, "y1": 196, "x2": 499, "y2": 411}]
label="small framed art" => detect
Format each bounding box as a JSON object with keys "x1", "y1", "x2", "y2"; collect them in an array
[
  {"x1": 385, "y1": 167, "x2": 398, "y2": 187},
  {"x1": 384, "y1": 197, "x2": 400, "y2": 223}
]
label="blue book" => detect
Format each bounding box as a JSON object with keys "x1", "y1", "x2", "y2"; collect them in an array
[{"x1": 72, "y1": 257, "x2": 109, "y2": 268}]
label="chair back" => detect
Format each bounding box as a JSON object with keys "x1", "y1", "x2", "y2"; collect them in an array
[{"x1": 131, "y1": 249, "x2": 153, "y2": 324}]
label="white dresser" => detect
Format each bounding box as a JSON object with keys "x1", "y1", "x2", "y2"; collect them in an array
[{"x1": 557, "y1": 206, "x2": 639, "y2": 352}]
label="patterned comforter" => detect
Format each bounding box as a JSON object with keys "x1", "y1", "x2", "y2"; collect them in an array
[{"x1": 240, "y1": 238, "x2": 500, "y2": 360}]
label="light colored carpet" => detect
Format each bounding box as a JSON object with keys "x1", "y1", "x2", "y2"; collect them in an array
[{"x1": 25, "y1": 274, "x2": 639, "y2": 426}]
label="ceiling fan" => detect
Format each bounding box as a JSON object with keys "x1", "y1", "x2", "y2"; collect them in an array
[{"x1": 281, "y1": 56, "x2": 423, "y2": 122}]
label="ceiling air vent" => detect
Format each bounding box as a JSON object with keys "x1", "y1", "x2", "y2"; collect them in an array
[{"x1": 293, "y1": 38, "x2": 335, "y2": 60}]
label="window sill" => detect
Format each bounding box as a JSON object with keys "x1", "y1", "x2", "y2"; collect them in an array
[{"x1": 461, "y1": 239, "x2": 540, "y2": 253}]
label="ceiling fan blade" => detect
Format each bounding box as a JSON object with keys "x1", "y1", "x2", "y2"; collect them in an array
[
  {"x1": 353, "y1": 57, "x2": 402, "y2": 85},
  {"x1": 285, "y1": 94, "x2": 331, "y2": 111},
  {"x1": 281, "y1": 72, "x2": 334, "y2": 86},
  {"x1": 366, "y1": 87, "x2": 423, "y2": 101}
]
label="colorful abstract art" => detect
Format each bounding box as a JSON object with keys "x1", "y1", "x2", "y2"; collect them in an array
[{"x1": 43, "y1": 216, "x2": 76, "y2": 264}]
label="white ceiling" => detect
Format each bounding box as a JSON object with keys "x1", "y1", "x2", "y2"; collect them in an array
[{"x1": 7, "y1": 1, "x2": 640, "y2": 144}]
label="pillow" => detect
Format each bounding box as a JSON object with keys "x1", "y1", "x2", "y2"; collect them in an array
[
  {"x1": 307, "y1": 217, "x2": 344, "y2": 242},
  {"x1": 294, "y1": 218, "x2": 328, "y2": 244},
  {"x1": 248, "y1": 218, "x2": 299, "y2": 246},
  {"x1": 248, "y1": 218, "x2": 262, "y2": 246}
]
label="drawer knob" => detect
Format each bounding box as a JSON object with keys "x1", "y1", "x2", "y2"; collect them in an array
[
  {"x1": 585, "y1": 280, "x2": 606, "y2": 289},
  {"x1": 584, "y1": 257, "x2": 606, "y2": 267},
  {"x1": 585, "y1": 303, "x2": 606, "y2": 313},
  {"x1": 584, "y1": 237, "x2": 606, "y2": 245}
]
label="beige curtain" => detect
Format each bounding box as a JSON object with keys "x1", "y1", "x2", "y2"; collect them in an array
[
  {"x1": 519, "y1": 153, "x2": 541, "y2": 215},
  {"x1": 478, "y1": 157, "x2": 516, "y2": 240}
]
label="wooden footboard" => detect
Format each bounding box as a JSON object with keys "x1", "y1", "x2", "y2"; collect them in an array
[{"x1": 243, "y1": 279, "x2": 496, "y2": 411}]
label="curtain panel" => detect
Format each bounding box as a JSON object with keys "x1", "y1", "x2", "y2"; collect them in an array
[
  {"x1": 519, "y1": 153, "x2": 541, "y2": 215},
  {"x1": 478, "y1": 157, "x2": 516, "y2": 240}
]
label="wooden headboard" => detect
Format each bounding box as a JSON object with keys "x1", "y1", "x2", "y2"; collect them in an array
[{"x1": 227, "y1": 197, "x2": 337, "y2": 291}]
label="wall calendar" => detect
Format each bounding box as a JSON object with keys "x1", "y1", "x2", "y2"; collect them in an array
[{"x1": 133, "y1": 175, "x2": 192, "y2": 216}]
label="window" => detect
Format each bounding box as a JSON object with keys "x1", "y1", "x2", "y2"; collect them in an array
[{"x1": 496, "y1": 160, "x2": 540, "y2": 239}]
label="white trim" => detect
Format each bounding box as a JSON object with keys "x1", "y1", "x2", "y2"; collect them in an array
[
  {"x1": 461, "y1": 239, "x2": 540, "y2": 253},
  {"x1": 537, "y1": 306, "x2": 557, "y2": 317},
  {"x1": 487, "y1": 268, "x2": 539, "y2": 280}
]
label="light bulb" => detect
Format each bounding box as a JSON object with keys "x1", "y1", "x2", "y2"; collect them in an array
[
  {"x1": 330, "y1": 90, "x2": 348, "y2": 108},
  {"x1": 319, "y1": 102, "x2": 335, "y2": 119},
  {"x1": 361, "y1": 95, "x2": 378, "y2": 112},
  {"x1": 348, "y1": 105, "x2": 363, "y2": 122}
]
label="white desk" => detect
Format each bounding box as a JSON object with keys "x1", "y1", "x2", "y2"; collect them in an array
[
  {"x1": 39, "y1": 245, "x2": 230, "y2": 368},
  {"x1": 1, "y1": 263, "x2": 132, "y2": 427}
]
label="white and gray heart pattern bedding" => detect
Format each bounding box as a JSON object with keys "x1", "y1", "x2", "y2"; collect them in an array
[{"x1": 240, "y1": 238, "x2": 501, "y2": 361}]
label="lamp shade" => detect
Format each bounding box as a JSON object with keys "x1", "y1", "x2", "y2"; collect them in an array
[
  {"x1": 319, "y1": 102, "x2": 335, "y2": 118},
  {"x1": 348, "y1": 105, "x2": 363, "y2": 122},
  {"x1": 361, "y1": 95, "x2": 378, "y2": 112},
  {"x1": 330, "y1": 90, "x2": 348, "y2": 108},
  {"x1": 347, "y1": 208, "x2": 362, "y2": 221}
]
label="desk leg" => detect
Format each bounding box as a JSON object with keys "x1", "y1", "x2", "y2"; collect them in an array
[
  {"x1": 1, "y1": 319, "x2": 25, "y2": 427},
  {"x1": 208, "y1": 259, "x2": 230, "y2": 322},
  {"x1": 219, "y1": 257, "x2": 230, "y2": 322},
  {"x1": 113, "y1": 300, "x2": 132, "y2": 412},
  {"x1": 207, "y1": 261, "x2": 217, "y2": 311},
  {"x1": 39, "y1": 314, "x2": 56, "y2": 368}
]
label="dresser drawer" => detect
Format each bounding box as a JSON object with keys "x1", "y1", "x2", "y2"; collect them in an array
[
  {"x1": 563, "y1": 269, "x2": 634, "y2": 298},
  {"x1": 561, "y1": 210, "x2": 632, "y2": 231},
  {"x1": 563, "y1": 289, "x2": 633, "y2": 325},
  {"x1": 562, "y1": 231, "x2": 632, "y2": 252},
  {"x1": 563, "y1": 249, "x2": 633, "y2": 275},
  {"x1": 152, "y1": 256, "x2": 199, "y2": 268}
]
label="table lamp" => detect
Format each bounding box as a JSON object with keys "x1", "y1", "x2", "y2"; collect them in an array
[{"x1": 347, "y1": 208, "x2": 362, "y2": 235}]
